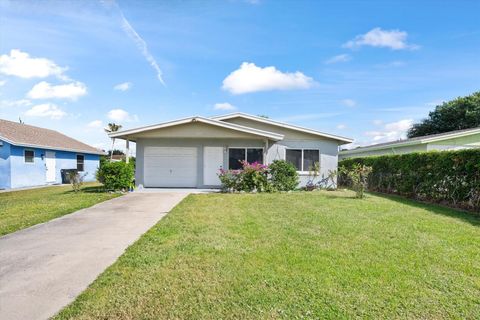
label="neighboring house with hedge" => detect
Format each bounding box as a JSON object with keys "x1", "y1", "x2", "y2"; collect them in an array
[
  {"x1": 109, "y1": 113, "x2": 352, "y2": 188},
  {"x1": 339, "y1": 127, "x2": 480, "y2": 160},
  {"x1": 0, "y1": 119, "x2": 104, "y2": 190}
]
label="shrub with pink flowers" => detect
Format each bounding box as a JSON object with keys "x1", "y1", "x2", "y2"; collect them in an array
[{"x1": 218, "y1": 160, "x2": 298, "y2": 192}]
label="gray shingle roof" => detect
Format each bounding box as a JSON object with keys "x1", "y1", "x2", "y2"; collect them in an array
[{"x1": 0, "y1": 119, "x2": 104, "y2": 155}]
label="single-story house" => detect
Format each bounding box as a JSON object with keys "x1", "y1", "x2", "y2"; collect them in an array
[
  {"x1": 110, "y1": 113, "x2": 353, "y2": 188},
  {"x1": 339, "y1": 127, "x2": 480, "y2": 159},
  {"x1": 0, "y1": 119, "x2": 104, "y2": 190}
]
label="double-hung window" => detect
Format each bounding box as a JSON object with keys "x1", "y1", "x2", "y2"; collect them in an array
[
  {"x1": 76, "y1": 154, "x2": 85, "y2": 172},
  {"x1": 285, "y1": 149, "x2": 319, "y2": 172},
  {"x1": 24, "y1": 149, "x2": 35, "y2": 163},
  {"x1": 228, "y1": 148, "x2": 263, "y2": 170}
]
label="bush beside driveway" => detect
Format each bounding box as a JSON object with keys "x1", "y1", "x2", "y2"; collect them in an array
[
  {"x1": 0, "y1": 183, "x2": 121, "y2": 236},
  {"x1": 55, "y1": 191, "x2": 480, "y2": 319}
]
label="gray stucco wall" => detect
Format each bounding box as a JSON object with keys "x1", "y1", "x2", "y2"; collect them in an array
[
  {"x1": 135, "y1": 121, "x2": 342, "y2": 188},
  {"x1": 136, "y1": 138, "x2": 265, "y2": 188},
  {"x1": 222, "y1": 117, "x2": 341, "y2": 187}
]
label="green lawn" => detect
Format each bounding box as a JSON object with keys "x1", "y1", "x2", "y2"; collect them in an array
[
  {"x1": 56, "y1": 191, "x2": 480, "y2": 319},
  {"x1": 0, "y1": 183, "x2": 121, "y2": 236}
]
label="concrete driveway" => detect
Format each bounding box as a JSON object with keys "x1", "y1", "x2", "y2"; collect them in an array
[{"x1": 0, "y1": 192, "x2": 189, "y2": 320}]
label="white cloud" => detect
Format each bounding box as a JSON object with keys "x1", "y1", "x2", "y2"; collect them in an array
[
  {"x1": 87, "y1": 120, "x2": 103, "y2": 128},
  {"x1": 27, "y1": 81, "x2": 87, "y2": 100},
  {"x1": 114, "y1": 82, "x2": 132, "y2": 91},
  {"x1": 0, "y1": 99, "x2": 32, "y2": 108},
  {"x1": 0, "y1": 49, "x2": 68, "y2": 79},
  {"x1": 107, "y1": 108, "x2": 138, "y2": 122},
  {"x1": 0, "y1": 80, "x2": 6, "y2": 86},
  {"x1": 24, "y1": 103, "x2": 67, "y2": 120},
  {"x1": 364, "y1": 119, "x2": 414, "y2": 143},
  {"x1": 117, "y1": 10, "x2": 165, "y2": 84},
  {"x1": 336, "y1": 124, "x2": 347, "y2": 129},
  {"x1": 372, "y1": 119, "x2": 384, "y2": 126},
  {"x1": 341, "y1": 99, "x2": 357, "y2": 107},
  {"x1": 214, "y1": 102, "x2": 236, "y2": 111},
  {"x1": 325, "y1": 54, "x2": 351, "y2": 64},
  {"x1": 222, "y1": 62, "x2": 314, "y2": 94},
  {"x1": 343, "y1": 28, "x2": 418, "y2": 50}
]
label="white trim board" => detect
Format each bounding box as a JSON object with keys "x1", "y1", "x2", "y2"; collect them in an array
[{"x1": 109, "y1": 116, "x2": 284, "y2": 141}]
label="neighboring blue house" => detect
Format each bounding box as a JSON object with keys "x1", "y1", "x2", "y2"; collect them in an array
[{"x1": 0, "y1": 119, "x2": 104, "y2": 190}]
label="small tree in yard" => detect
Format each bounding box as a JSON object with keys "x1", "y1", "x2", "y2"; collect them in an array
[
  {"x1": 104, "y1": 123, "x2": 122, "y2": 161},
  {"x1": 67, "y1": 171, "x2": 87, "y2": 192},
  {"x1": 339, "y1": 164, "x2": 373, "y2": 198}
]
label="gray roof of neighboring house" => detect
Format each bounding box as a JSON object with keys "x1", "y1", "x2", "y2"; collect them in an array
[
  {"x1": 340, "y1": 126, "x2": 480, "y2": 155},
  {"x1": 0, "y1": 119, "x2": 105, "y2": 155}
]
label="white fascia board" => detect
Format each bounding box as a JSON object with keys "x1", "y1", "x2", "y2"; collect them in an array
[
  {"x1": 340, "y1": 128, "x2": 480, "y2": 155},
  {"x1": 420, "y1": 128, "x2": 480, "y2": 143},
  {"x1": 340, "y1": 140, "x2": 421, "y2": 155}
]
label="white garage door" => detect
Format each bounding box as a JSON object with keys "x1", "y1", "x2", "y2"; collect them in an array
[{"x1": 144, "y1": 147, "x2": 198, "y2": 187}]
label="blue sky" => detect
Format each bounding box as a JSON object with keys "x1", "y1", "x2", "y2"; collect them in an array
[{"x1": 1, "y1": 0, "x2": 479, "y2": 151}]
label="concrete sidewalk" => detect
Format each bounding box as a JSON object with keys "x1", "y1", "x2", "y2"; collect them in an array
[{"x1": 0, "y1": 192, "x2": 188, "y2": 320}]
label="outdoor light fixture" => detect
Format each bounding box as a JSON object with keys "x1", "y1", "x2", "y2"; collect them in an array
[{"x1": 41, "y1": 153, "x2": 45, "y2": 160}]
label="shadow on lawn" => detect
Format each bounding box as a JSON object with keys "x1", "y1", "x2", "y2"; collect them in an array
[
  {"x1": 62, "y1": 186, "x2": 106, "y2": 194},
  {"x1": 370, "y1": 192, "x2": 480, "y2": 227}
]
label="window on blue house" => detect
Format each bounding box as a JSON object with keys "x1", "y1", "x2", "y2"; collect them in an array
[
  {"x1": 77, "y1": 154, "x2": 85, "y2": 172},
  {"x1": 24, "y1": 150, "x2": 34, "y2": 163}
]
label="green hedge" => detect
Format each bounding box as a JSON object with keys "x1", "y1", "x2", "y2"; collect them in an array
[{"x1": 339, "y1": 149, "x2": 480, "y2": 212}]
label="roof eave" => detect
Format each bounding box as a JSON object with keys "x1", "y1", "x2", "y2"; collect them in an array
[
  {"x1": 109, "y1": 116, "x2": 285, "y2": 141},
  {"x1": 340, "y1": 140, "x2": 424, "y2": 155},
  {"x1": 0, "y1": 135, "x2": 105, "y2": 155},
  {"x1": 340, "y1": 128, "x2": 480, "y2": 155}
]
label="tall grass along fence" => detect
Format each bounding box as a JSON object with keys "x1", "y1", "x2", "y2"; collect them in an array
[{"x1": 339, "y1": 149, "x2": 480, "y2": 212}]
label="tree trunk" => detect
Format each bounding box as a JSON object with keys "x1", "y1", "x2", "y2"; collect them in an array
[{"x1": 110, "y1": 138, "x2": 115, "y2": 161}]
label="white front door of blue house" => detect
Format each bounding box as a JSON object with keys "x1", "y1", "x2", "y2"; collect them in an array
[{"x1": 45, "y1": 151, "x2": 56, "y2": 183}]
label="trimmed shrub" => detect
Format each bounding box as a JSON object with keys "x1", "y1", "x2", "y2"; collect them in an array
[
  {"x1": 218, "y1": 160, "x2": 298, "y2": 193},
  {"x1": 96, "y1": 161, "x2": 134, "y2": 191},
  {"x1": 219, "y1": 161, "x2": 271, "y2": 192},
  {"x1": 269, "y1": 160, "x2": 299, "y2": 191},
  {"x1": 339, "y1": 149, "x2": 480, "y2": 212}
]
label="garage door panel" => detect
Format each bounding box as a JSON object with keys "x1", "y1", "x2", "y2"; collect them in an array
[{"x1": 144, "y1": 147, "x2": 197, "y2": 187}]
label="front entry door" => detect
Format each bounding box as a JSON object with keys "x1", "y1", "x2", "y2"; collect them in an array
[
  {"x1": 203, "y1": 147, "x2": 223, "y2": 186},
  {"x1": 45, "y1": 151, "x2": 56, "y2": 183}
]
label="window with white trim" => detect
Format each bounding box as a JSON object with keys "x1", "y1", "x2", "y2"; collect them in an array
[
  {"x1": 77, "y1": 154, "x2": 85, "y2": 172},
  {"x1": 228, "y1": 148, "x2": 263, "y2": 170},
  {"x1": 24, "y1": 149, "x2": 35, "y2": 163},
  {"x1": 285, "y1": 149, "x2": 319, "y2": 172}
]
